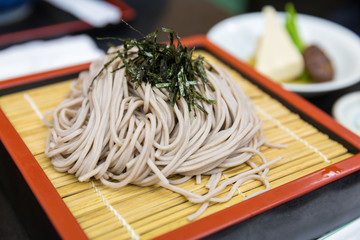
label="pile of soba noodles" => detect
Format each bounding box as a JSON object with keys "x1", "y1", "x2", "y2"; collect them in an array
[{"x1": 44, "y1": 29, "x2": 282, "y2": 220}]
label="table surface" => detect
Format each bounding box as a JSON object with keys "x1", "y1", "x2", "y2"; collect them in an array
[{"x1": 0, "y1": 0, "x2": 360, "y2": 239}]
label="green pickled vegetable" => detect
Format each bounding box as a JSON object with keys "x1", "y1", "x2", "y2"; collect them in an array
[{"x1": 285, "y1": 2, "x2": 305, "y2": 53}]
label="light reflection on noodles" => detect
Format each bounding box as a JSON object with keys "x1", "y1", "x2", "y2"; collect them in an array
[{"x1": 44, "y1": 48, "x2": 283, "y2": 220}]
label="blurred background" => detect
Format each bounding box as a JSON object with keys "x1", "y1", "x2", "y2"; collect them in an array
[
  {"x1": 1, "y1": 0, "x2": 359, "y2": 47},
  {"x1": 0, "y1": 0, "x2": 359, "y2": 239}
]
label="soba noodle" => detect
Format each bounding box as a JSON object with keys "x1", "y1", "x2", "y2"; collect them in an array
[{"x1": 44, "y1": 47, "x2": 282, "y2": 220}]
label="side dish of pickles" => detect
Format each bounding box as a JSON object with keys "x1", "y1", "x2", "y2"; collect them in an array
[{"x1": 253, "y1": 3, "x2": 334, "y2": 84}]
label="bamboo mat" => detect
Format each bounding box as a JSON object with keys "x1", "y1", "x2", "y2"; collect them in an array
[{"x1": 0, "y1": 51, "x2": 353, "y2": 240}]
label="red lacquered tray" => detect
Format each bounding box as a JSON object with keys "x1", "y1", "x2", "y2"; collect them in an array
[{"x1": 0, "y1": 36, "x2": 360, "y2": 239}]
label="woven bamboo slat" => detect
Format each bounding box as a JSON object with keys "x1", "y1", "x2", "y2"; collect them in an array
[{"x1": 0, "y1": 51, "x2": 353, "y2": 239}]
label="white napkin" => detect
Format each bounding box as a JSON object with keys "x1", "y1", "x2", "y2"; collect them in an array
[
  {"x1": 0, "y1": 35, "x2": 104, "y2": 81},
  {"x1": 318, "y1": 217, "x2": 360, "y2": 240},
  {"x1": 46, "y1": 0, "x2": 122, "y2": 27}
]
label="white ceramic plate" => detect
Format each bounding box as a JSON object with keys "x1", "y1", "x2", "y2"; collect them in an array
[
  {"x1": 207, "y1": 12, "x2": 360, "y2": 96},
  {"x1": 332, "y1": 91, "x2": 360, "y2": 135}
]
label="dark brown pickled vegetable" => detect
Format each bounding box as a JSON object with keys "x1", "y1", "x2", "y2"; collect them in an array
[{"x1": 303, "y1": 45, "x2": 334, "y2": 82}]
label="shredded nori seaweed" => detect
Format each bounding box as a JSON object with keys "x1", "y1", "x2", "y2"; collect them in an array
[{"x1": 90, "y1": 23, "x2": 216, "y2": 115}]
